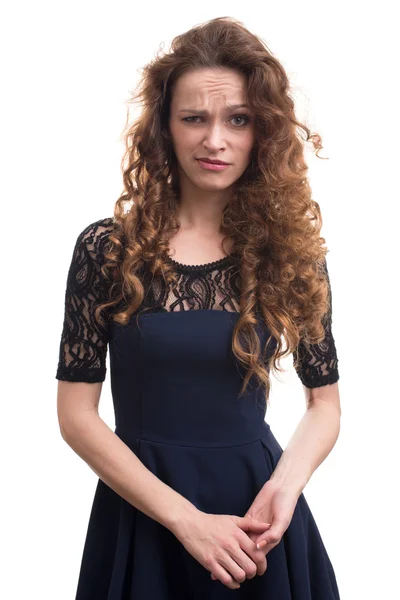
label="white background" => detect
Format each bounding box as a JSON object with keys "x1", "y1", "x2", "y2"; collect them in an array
[{"x1": 1, "y1": 1, "x2": 399, "y2": 598}]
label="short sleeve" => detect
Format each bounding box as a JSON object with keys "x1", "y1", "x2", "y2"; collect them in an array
[
  {"x1": 55, "y1": 218, "x2": 114, "y2": 383},
  {"x1": 293, "y1": 257, "x2": 340, "y2": 388}
]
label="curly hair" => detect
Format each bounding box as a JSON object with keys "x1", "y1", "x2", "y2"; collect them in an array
[{"x1": 95, "y1": 16, "x2": 332, "y2": 404}]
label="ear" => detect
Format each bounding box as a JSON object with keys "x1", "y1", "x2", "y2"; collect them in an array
[{"x1": 161, "y1": 127, "x2": 170, "y2": 141}]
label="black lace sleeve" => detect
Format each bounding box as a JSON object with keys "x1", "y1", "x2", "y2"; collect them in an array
[
  {"x1": 55, "y1": 218, "x2": 114, "y2": 383},
  {"x1": 293, "y1": 257, "x2": 340, "y2": 388}
]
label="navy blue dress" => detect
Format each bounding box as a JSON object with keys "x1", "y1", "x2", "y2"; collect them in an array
[{"x1": 56, "y1": 217, "x2": 340, "y2": 599}]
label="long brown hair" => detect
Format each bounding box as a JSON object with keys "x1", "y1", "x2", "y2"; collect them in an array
[{"x1": 95, "y1": 16, "x2": 332, "y2": 404}]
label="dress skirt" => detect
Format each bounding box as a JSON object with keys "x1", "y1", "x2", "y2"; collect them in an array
[{"x1": 74, "y1": 309, "x2": 340, "y2": 599}]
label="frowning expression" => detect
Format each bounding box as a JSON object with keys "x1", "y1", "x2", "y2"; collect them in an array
[{"x1": 168, "y1": 67, "x2": 256, "y2": 192}]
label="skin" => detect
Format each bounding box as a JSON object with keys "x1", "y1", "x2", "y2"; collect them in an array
[
  {"x1": 58, "y1": 68, "x2": 267, "y2": 594},
  {"x1": 167, "y1": 67, "x2": 255, "y2": 263},
  {"x1": 58, "y1": 67, "x2": 341, "y2": 593},
  {"x1": 165, "y1": 68, "x2": 273, "y2": 588},
  {"x1": 167, "y1": 67, "x2": 342, "y2": 586}
]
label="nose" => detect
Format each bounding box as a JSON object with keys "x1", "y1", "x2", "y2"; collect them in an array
[{"x1": 202, "y1": 123, "x2": 227, "y2": 151}]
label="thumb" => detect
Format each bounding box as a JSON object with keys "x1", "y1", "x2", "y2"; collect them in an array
[
  {"x1": 255, "y1": 519, "x2": 283, "y2": 546},
  {"x1": 237, "y1": 515, "x2": 271, "y2": 532}
]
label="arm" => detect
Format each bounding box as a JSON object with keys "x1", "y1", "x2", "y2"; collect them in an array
[
  {"x1": 58, "y1": 380, "x2": 199, "y2": 533},
  {"x1": 274, "y1": 254, "x2": 341, "y2": 494},
  {"x1": 245, "y1": 382, "x2": 341, "y2": 552},
  {"x1": 55, "y1": 220, "x2": 199, "y2": 535},
  {"x1": 58, "y1": 383, "x2": 272, "y2": 589},
  {"x1": 245, "y1": 256, "x2": 341, "y2": 548},
  {"x1": 269, "y1": 381, "x2": 341, "y2": 496}
]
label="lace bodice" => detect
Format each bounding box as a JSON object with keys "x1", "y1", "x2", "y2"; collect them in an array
[{"x1": 55, "y1": 217, "x2": 339, "y2": 387}]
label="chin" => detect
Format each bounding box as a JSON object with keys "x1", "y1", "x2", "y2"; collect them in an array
[{"x1": 194, "y1": 177, "x2": 235, "y2": 190}]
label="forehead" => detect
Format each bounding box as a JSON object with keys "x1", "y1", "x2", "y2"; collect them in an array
[{"x1": 171, "y1": 68, "x2": 248, "y2": 105}]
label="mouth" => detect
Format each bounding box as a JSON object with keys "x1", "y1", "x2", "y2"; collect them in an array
[
  {"x1": 196, "y1": 158, "x2": 230, "y2": 165},
  {"x1": 196, "y1": 158, "x2": 230, "y2": 171}
]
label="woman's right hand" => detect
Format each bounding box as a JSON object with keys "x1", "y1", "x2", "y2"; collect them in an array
[{"x1": 173, "y1": 511, "x2": 271, "y2": 590}]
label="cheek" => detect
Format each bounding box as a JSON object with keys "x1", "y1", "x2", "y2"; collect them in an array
[
  {"x1": 233, "y1": 127, "x2": 254, "y2": 152},
  {"x1": 173, "y1": 127, "x2": 198, "y2": 153},
  {"x1": 238, "y1": 136, "x2": 254, "y2": 159}
]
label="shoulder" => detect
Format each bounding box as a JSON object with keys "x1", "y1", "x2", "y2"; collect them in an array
[
  {"x1": 66, "y1": 217, "x2": 116, "y2": 297},
  {"x1": 77, "y1": 216, "x2": 115, "y2": 249},
  {"x1": 74, "y1": 216, "x2": 115, "y2": 266}
]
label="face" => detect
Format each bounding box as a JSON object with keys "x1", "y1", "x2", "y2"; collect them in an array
[{"x1": 168, "y1": 68, "x2": 255, "y2": 192}]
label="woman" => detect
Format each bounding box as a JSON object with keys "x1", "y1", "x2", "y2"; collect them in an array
[{"x1": 56, "y1": 16, "x2": 341, "y2": 599}]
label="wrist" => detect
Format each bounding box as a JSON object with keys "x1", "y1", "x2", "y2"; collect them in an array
[
  {"x1": 164, "y1": 498, "x2": 201, "y2": 538},
  {"x1": 269, "y1": 452, "x2": 310, "y2": 497}
]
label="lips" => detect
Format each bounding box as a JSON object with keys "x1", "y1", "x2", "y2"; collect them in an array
[{"x1": 196, "y1": 158, "x2": 230, "y2": 165}]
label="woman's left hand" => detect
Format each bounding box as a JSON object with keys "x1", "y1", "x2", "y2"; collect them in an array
[
  {"x1": 245, "y1": 479, "x2": 300, "y2": 554},
  {"x1": 210, "y1": 479, "x2": 300, "y2": 581}
]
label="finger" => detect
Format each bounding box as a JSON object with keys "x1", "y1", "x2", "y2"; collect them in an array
[
  {"x1": 244, "y1": 526, "x2": 271, "y2": 553},
  {"x1": 256, "y1": 521, "x2": 284, "y2": 547},
  {"x1": 211, "y1": 563, "x2": 241, "y2": 590},
  {"x1": 258, "y1": 540, "x2": 281, "y2": 556},
  {"x1": 242, "y1": 515, "x2": 268, "y2": 525},
  {"x1": 240, "y1": 516, "x2": 271, "y2": 531},
  {"x1": 248, "y1": 516, "x2": 271, "y2": 527},
  {"x1": 221, "y1": 552, "x2": 252, "y2": 583},
  {"x1": 238, "y1": 531, "x2": 268, "y2": 576},
  {"x1": 250, "y1": 522, "x2": 271, "y2": 531},
  {"x1": 251, "y1": 526, "x2": 272, "y2": 540}
]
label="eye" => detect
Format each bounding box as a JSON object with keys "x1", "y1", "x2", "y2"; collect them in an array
[
  {"x1": 231, "y1": 115, "x2": 250, "y2": 127},
  {"x1": 182, "y1": 114, "x2": 251, "y2": 127},
  {"x1": 182, "y1": 116, "x2": 202, "y2": 124}
]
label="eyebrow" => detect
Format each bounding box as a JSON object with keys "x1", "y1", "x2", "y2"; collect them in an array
[{"x1": 179, "y1": 103, "x2": 250, "y2": 114}]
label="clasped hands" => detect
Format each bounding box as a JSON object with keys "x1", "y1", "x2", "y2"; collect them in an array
[{"x1": 210, "y1": 479, "x2": 299, "y2": 586}]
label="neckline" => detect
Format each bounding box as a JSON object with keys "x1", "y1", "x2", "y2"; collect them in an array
[{"x1": 165, "y1": 251, "x2": 238, "y2": 273}]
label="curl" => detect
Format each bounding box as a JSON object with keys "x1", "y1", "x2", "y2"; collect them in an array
[{"x1": 94, "y1": 16, "x2": 331, "y2": 405}]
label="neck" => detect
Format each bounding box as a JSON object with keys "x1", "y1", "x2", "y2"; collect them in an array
[{"x1": 176, "y1": 170, "x2": 233, "y2": 234}]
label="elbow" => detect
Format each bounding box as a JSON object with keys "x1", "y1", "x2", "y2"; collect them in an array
[
  {"x1": 58, "y1": 418, "x2": 72, "y2": 443},
  {"x1": 304, "y1": 381, "x2": 341, "y2": 417},
  {"x1": 58, "y1": 415, "x2": 77, "y2": 444},
  {"x1": 307, "y1": 397, "x2": 342, "y2": 421},
  {"x1": 57, "y1": 380, "x2": 102, "y2": 442}
]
